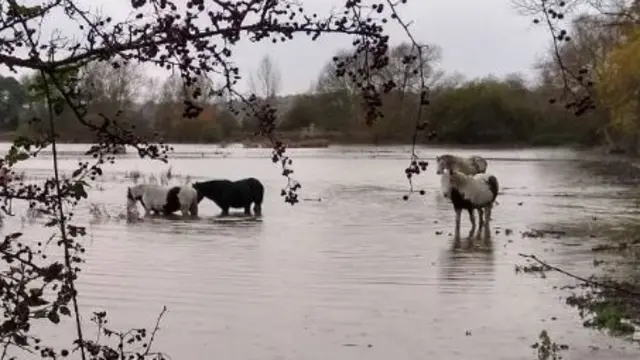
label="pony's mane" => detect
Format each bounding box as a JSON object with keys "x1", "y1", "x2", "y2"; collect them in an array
[
  {"x1": 437, "y1": 154, "x2": 487, "y2": 175},
  {"x1": 442, "y1": 168, "x2": 474, "y2": 189},
  {"x1": 436, "y1": 154, "x2": 456, "y2": 170}
]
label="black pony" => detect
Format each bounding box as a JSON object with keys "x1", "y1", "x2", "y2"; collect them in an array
[{"x1": 192, "y1": 177, "x2": 264, "y2": 216}]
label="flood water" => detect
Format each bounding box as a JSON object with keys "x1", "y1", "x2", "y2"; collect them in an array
[{"x1": 2, "y1": 143, "x2": 640, "y2": 359}]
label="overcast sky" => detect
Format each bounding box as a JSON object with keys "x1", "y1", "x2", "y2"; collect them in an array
[{"x1": 0, "y1": 0, "x2": 553, "y2": 95}]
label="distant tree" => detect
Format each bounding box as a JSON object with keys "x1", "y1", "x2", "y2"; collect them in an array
[
  {"x1": 513, "y1": 0, "x2": 640, "y2": 148},
  {"x1": 596, "y1": 25, "x2": 640, "y2": 151},
  {"x1": 249, "y1": 55, "x2": 282, "y2": 102},
  {"x1": 315, "y1": 42, "x2": 443, "y2": 134},
  {"x1": 0, "y1": 75, "x2": 27, "y2": 130},
  {"x1": 0, "y1": 1, "x2": 421, "y2": 360},
  {"x1": 280, "y1": 95, "x2": 319, "y2": 131}
]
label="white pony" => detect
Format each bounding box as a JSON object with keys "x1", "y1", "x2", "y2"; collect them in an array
[
  {"x1": 127, "y1": 183, "x2": 199, "y2": 218},
  {"x1": 440, "y1": 164, "x2": 499, "y2": 241},
  {"x1": 435, "y1": 154, "x2": 488, "y2": 176}
]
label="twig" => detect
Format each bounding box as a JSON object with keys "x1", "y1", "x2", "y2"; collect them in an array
[
  {"x1": 40, "y1": 72, "x2": 88, "y2": 360},
  {"x1": 385, "y1": 0, "x2": 430, "y2": 197},
  {"x1": 143, "y1": 306, "x2": 167, "y2": 356},
  {"x1": 536, "y1": 0, "x2": 597, "y2": 115},
  {"x1": 6, "y1": 2, "x2": 88, "y2": 359},
  {"x1": 518, "y1": 253, "x2": 640, "y2": 296},
  {"x1": 540, "y1": 0, "x2": 574, "y2": 94},
  {"x1": 0, "y1": 337, "x2": 12, "y2": 360}
]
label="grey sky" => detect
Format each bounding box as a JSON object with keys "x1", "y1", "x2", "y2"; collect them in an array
[{"x1": 0, "y1": 0, "x2": 552, "y2": 95}]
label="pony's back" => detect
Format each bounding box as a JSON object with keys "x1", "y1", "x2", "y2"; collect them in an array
[
  {"x1": 128, "y1": 183, "x2": 170, "y2": 212},
  {"x1": 437, "y1": 154, "x2": 487, "y2": 175},
  {"x1": 469, "y1": 155, "x2": 488, "y2": 174},
  {"x1": 451, "y1": 171, "x2": 498, "y2": 206}
]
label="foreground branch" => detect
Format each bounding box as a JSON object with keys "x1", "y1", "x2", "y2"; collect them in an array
[{"x1": 518, "y1": 253, "x2": 640, "y2": 296}]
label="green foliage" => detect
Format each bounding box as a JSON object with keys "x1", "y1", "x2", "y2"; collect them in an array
[
  {"x1": 596, "y1": 26, "x2": 640, "y2": 137},
  {"x1": 215, "y1": 106, "x2": 241, "y2": 138},
  {"x1": 7, "y1": 4, "x2": 43, "y2": 18},
  {"x1": 25, "y1": 67, "x2": 80, "y2": 103},
  {"x1": 0, "y1": 75, "x2": 28, "y2": 130},
  {"x1": 280, "y1": 95, "x2": 318, "y2": 131},
  {"x1": 531, "y1": 330, "x2": 569, "y2": 360},
  {"x1": 279, "y1": 71, "x2": 601, "y2": 146},
  {"x1": 427, "y1": 78, "x2": 540, "y2": 144}
]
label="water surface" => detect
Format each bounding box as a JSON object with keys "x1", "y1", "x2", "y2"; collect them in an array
[{"x1": 3, "y1": 144, "x2": 639, "y2": 359}]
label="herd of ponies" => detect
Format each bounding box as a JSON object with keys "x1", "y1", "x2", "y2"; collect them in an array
[{"x1": 126, "y1": 153, "x2": 499, "y2": 240}]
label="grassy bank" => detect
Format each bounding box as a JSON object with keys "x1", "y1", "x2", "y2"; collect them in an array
[{"x1": 516, "y1": 159, "x2": 640, "y2": 344}]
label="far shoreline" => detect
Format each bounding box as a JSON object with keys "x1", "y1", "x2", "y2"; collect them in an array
[{"x1": 0, "y1": 130, "x2": 628, "y2": 157}]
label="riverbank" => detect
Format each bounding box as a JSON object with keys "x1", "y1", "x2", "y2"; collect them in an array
[
  {"x1": 563, "y1": 219, "x2": 640, "y2": 341},
  {"x1": 516, "y1": 158, "x2": 640, "y2": 345},
  {"x1": 0, "y1": 129, "x2": 603, "y2": 149}
]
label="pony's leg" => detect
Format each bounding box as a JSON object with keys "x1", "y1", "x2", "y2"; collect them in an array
[
  {"x1": 454, "y1": 209, "x2": 461, "y2": 240},
  {"x1": 467, "y1": 209, "x2": 476, "y2": 238},
  {"x1": 476, "y1": 208, "x2": 484, "y2": 240},
  {"x1": 243, "y1": 205, "x2": 251, "y2": 216},
  {"x1": 253, "y1": 202, "x2": 262, "y2": 216},
  {"x1": 483, "y1": 205, "x2": 493, "y2": 242},
  {"x1": 178, "y1": 201, "x2": 191, "y2": 218},
  {"x1": 468, "y1": 209, "x2": 476, "y2": 237},
  {"x1": 220, "y1": 207, "x2": 230, "y2": 217},
  {"x1": 189, "y1": 200, "x2": 198, "y2": 219}
]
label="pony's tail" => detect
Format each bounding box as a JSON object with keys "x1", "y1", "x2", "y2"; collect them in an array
[{"x1": 487, "y1": 175, "x2": 499, "y2": 201}]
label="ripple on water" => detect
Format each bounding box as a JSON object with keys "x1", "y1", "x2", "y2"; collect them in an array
[{"x1": 5, "y1": 145, "x2": 640, "y2": 360}]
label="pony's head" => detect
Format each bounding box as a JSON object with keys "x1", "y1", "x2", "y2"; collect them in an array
[
  {"x1": 436, "y1": 155, "x2": 454, "y2": 175},
  {"x1": 445, "y1": 168, "x2": 472, "y2": 189},
  {"x1": 126, "y1": 184, "x2": 145, "y2": 206},
  {"x1": 190, "y1": 182, "x2": 206, "y2": 202}
]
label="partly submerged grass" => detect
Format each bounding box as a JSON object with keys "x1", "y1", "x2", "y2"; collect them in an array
[
  {"x1": 124, "y1": 167, "x2": 192, "y2": 186},
  {"x1": 518, "y1": 206, "x2": 640, "y2": 341},
  {"x1": 566, "y1": 290, "x2": 638, "y2": 336}
]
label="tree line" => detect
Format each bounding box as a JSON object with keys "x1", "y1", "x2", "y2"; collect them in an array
[{"x1": 0, "y1": 2, "x2": 637, "y2": 150}]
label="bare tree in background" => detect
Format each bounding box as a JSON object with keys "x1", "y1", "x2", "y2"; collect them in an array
[
  {"x1": 0, "y1": 1, "x2": 433, "y2": 359},
  {"x1": 250, "y1": 55, "x2": 282, "y2": 102},
  {"x1": 80, "y1": 60, "x2": 146, "y2": 114}
]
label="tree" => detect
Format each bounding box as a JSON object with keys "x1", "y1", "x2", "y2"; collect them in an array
[
  {"x1": 249, "y1": 55, "x2": 282, "y2": 101},
  {"x1": 511, "y1": 0, "x2": 640, "y2": 151},
  {"x1": 154, "y1": 72, "x2": 222, "y2": 141},
  {"x1": 315, "y1": 43, "x2": 443, "y2": 134},
  {"x1": 0, "y1": 1, "x2": 425, "y2": 359},
  {"x1": 596, "y1": 25, "x2": 640, "y2": 151},
  {"x1": 0, "y1": 75, "x2": 27, "y2": 130},
  {"x1": 280, "y1": 95, "x2": 320, "y2": 131}
]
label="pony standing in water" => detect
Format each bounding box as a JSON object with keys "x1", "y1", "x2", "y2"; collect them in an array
[
  {"x1": 440, "y1": 163, "x2": 499, "y2": 241},
  {"x1": 435, "y1": 154, "x2": 488, "y2": 176},
  {"x1": 436, "y1": 153, "x2": 489, "y2": 229},
  {"x1": 192, "y1": 177, "x2": 264, "y2": 216},
  {"x1": 127, "y1": 183, "x2": 199, "y2": 218}
]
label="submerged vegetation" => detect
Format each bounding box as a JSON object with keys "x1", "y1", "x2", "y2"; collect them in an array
[{"x1": 517, "y1": 207, "x2": 640, "y2": 343}]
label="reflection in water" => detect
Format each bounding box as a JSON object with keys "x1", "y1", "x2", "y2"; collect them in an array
[
  {"x1": 4, "y1": 145, "x2": 640, "y2": 360},
  {"x1": 437, "y1": 235, "x2": 496, "y2": 295}
]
